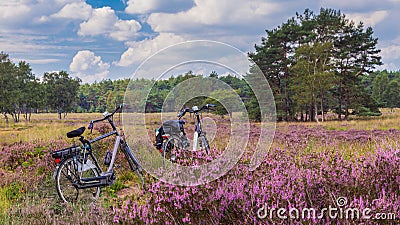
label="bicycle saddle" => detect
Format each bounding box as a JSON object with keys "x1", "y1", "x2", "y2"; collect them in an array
[{"x1": 67, "y1": 127, "x2": 85, "y2": 138}]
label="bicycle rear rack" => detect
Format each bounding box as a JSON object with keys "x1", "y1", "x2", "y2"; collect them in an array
[{"x1": 52, "y1": 146, "x2": 81, "y2": 160}]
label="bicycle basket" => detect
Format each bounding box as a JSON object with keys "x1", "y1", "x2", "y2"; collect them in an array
[{"x1": 51, "y1": 146, "x2": 82, "y2": 160}]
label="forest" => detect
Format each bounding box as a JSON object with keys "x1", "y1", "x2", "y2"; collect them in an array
[{"x1": 0, "y1": 8, "x2": 398, "y2": 122}]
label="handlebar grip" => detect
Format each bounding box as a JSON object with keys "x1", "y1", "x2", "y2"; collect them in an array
[{"x1": 88, "y1": 121, "x2": 93, "y2": 129}]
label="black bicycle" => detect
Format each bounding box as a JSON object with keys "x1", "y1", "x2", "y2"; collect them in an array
[
  {"x1": 155, "y1": 104, "x2": 216, "y2": 166},
  {"x1": 51, "y1": 105, "x2": 143, "y2": 204}
]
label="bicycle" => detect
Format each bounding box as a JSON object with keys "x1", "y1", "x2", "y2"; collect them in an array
[
  {"x1": 51, "y1": 105, "x2": 143, "y2": 204},
  {"x1": 155, "y1": 104, "x2": 216, "y2": 166}
]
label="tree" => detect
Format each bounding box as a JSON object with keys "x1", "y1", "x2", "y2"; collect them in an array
[
  {"x1": 291, "y1": 42, "x2": 335, "y2": 122},
  {"x1": 371, "y1": 73, "x2": 389, "y2": 106},
  {"x1": 15, "y1": 61, "x2": 43, "y2": 122},
  {"x1": 43, "y1": 71, "x2": 81, "y2": 119},
  {"x1": 249, "y1": 17, "x2": 301, "y2": 121},
  {"x1": 386, "y1": 80, "x2": 400, "y2": 109},
  {"x1": 0, "y1": 52, "x2": 17, "y2": 122},
  {"x1": 250, "y1": 8, "x2": 382, "y2": 121}
]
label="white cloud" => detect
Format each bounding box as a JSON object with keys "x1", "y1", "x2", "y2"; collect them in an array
[
  {"x1": 125, "y1": 0, "x2": 159, "y2": 14},
  {"x1": 147, "y1": 0, "x2": 281, "y2": 33},
  {"x1": 12, "y1": 58, "x2": 60, "y2": 64},
  {"x1": 78, "y1": 6, "x2": 141, "y2": 41},
  {"x1": 115, "y1": 33, "x2": 185, "y2": 66},
  {"x1": 109, "y1": 19, "x2": 141, "y2": 41},
  {"x1": 0, "y1": 2, "x2": 31, "y2": 20},
  {"x1": 0, "y1": 0, "x2": 88, "y2": 26},
  {"x1": 78, "y1": 7, "x2": 117, "y2": 36},
  {"x1": 55, "y1": 0, "x2": 82, "y2": 4},
  {"x1": 119, "y1": 40, "x2": 254, "y2": 82},
  {"x1": 381, "y1": 45, "x2": 400, "y2": 60},
  {"x1": 70, "y1": 50, "x2": 110, "y2": 83},
  {"x1": 346, "y1": 10, "x2": 389, "y2": 27},
  {"x1": 379, "y1": 62, "x2": 399, "y2": 71},
  {"x1": 51, "y1": 2, "x2": 92, "y2": 20},
  {"x1": 321, "y1": 0, "x2": 392, "y2": 11},
  {"x1": 125, "y1": 0, "x2": 194, "y2": 14}
]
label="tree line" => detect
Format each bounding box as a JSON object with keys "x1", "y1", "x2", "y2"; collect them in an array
[
  {"x1": 0, "y1": 52, "x2": 80, "y2": 122},
  {"x1": 363, "y1": 70, "x2": 400, "y2": 109},
  {"x1": 249, "y1": 8, "x2": 382, "y2": 121},
  {"x1": 0, "y1": 8, "x2": 397, "y2": 123}
]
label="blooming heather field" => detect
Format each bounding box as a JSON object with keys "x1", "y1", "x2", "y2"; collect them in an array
[{"x1": 0, "y1": 110, "x2": 399, "y2": 224}]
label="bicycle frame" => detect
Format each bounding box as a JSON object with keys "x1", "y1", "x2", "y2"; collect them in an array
[
  {"x1": 87, "y1": 130, "x2": 120, "y2": 174},
  {"x1": 86, "y1": 130, "x2": 141, "y2": 172},
  {"x1": 53, "y1": 105, "x2": 143, "y2": 204},
  {"x1": 192, "y1": 111, "x2": 203, "y2": 151},
  {"x1": 176, "y1": 104, "x2": 215, "y2": 151},
  {"x1": 66, "y1": 106, "x2": 142, "y2": 188}
]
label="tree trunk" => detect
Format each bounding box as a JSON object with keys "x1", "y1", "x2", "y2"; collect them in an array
[
  {"x1": 321, "y1": 97, "x2": 324, "y2": 122},
  {"x1": 314, "y1": 100, "x2": 318, "y2": 123},
  {"x1": 305, "y1": 109, "x2": 308, "y2": 122},
  {"x1": 58, "y1": 112, "x2": 62, "y2": 120},
  {"x1": 338, "y1": 81, "x2": 342, "y2": 121},
  {"x1": 12, "y1": 113, "x2": 16, "y2": 122},
  {"x1": 344, "y1": 90, "x2": 349, "y2": 120},
  {"x1": 3, "y1": 113, "x2": 9, "y2": 123}
]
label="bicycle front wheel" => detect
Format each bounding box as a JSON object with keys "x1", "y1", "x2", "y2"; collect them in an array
[
  {"x1": 123, "y1": 146, "x2": 144, "y2": 187},
  {"x1": 199, "y1": 134, "x2": 210, "y2": 155},
  {"x1": 55, "y1": 156, "x2": 100, "y2": 204}
]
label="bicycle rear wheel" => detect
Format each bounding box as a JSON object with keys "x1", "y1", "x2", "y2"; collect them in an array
[{"x1": 55, "y1": 156, "x2": 100, "y2": 204}]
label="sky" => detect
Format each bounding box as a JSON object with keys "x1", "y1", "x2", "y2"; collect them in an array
[{"x1": 1, "y1": 0, "x2": 399, "y2": 83}]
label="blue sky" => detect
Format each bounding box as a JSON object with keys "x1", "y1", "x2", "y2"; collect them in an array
[{"x1": 1, "y1": 0, "x2": 399, "y2": 83}]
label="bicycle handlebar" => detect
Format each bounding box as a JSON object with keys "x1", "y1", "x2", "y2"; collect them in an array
[
  {"x1": 177, "y1": 104, "x2": 216, "y2": 118},
  {"x1": 88, "y1": 104, "x2": 126, "y2": 130}
]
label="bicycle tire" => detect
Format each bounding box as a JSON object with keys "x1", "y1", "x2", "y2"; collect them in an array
[
  {"x1": 199, "y1": 134, "x2": 210, "y2": 155},
  {"x1": 123, "y1": 148, "x2": 144, "y2": 187},
  {"x1": 55, "y1": 156, "x2": 100, "y2": 204},
  {"x1": 162, "y1": 136, "x2": 182, "y2": 168}
]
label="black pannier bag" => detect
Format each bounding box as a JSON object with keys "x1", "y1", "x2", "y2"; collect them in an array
[
  {"x1": 154, "y1": 120, "x2": 185, "y2": 150},
  {"x1": 155, "y1": 126, "x2": 164, "y2": 150}
]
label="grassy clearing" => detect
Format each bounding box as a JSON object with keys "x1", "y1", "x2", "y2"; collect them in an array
[
  {"x1": 277, "y1": 108, "x2": 400, "y2": 131},
  {"x1": 0, "y1": 113, "x2": 103, "y2": 144}
]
